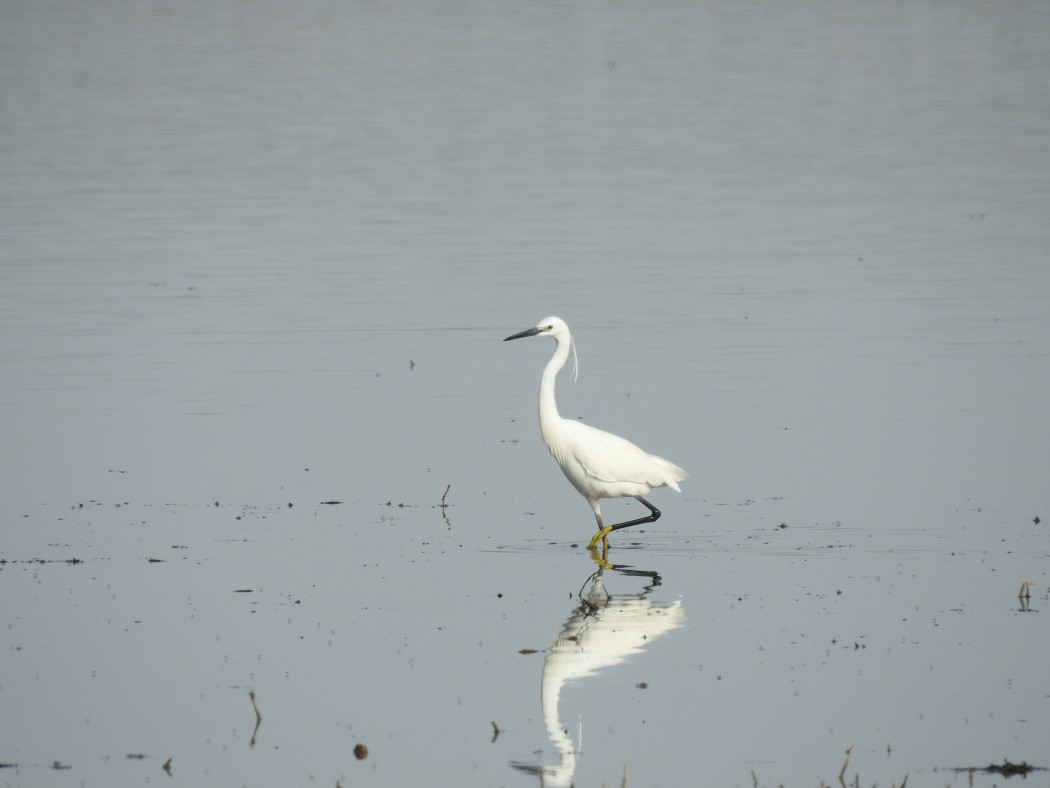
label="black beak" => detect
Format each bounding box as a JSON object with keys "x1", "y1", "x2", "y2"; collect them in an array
[{"x1": 504, "y1": 327, "x2": 542, "y2": 341}]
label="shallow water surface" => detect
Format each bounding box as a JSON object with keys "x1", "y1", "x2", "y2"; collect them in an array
[{"x1": 2, "y1": 0, "x2": 1049, "y2": 786}]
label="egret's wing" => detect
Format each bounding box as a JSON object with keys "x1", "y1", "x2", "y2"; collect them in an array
[{"x1": 561, "y1": 420, "x2": 687, "y2": 490}]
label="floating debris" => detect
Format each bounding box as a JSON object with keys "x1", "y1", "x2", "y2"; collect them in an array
[
  {"x1": 953, "y1": 760, "x2": 1042, "y2": 779},
  {"x1": 985, "y1": 760, "x2": 1035, "y2": 777}
]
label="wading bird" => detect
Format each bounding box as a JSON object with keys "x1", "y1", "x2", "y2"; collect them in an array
[{"x1": 504, "y1": 317, "x2": 687, "y2": 550}]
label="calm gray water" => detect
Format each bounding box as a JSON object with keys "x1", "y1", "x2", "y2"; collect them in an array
[{"x1": 2, "y1": 1, "x2": 1049, "y2": 786}]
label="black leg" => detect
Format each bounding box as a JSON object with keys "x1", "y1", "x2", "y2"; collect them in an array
[{"x1": 608, "y1": 496, "x2": 661, "y2": 532}]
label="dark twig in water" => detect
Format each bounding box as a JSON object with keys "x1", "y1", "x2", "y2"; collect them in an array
[
  {"x1": 765, "y1": 750, "x2": 910, "y2": 788},
  {"x1": 838, "y1": 746, "x2": 852, "y2": 787},
  {"x1": 439, "y1": 484, "x2": 452, "y2": 528},
  {"x1": 249, "y1": 690, "x2": 263, "y2": 747},
  {"x1": 1018, "y1": 580, "x2": 1034, "y2": 612}
]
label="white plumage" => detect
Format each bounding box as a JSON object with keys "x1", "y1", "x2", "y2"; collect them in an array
[{"x1": 504, "y1": 316, "x2": 687, "y2": 549}]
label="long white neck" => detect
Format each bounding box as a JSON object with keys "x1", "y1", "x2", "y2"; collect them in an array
[{"x1": 538, "y1": 334, "x2": 570, "y2": 433}]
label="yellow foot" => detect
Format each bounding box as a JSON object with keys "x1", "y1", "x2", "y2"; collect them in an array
[{"x1": 587, "y1": 525, "x2": 612, "y2": 550}]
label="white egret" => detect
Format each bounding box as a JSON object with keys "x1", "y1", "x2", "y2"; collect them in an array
[{"x1": 504, "y1": 317, "x2": 687, "y2": 550}]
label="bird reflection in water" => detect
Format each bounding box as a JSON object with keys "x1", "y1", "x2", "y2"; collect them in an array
[{"x1": 510, "y1": 562, "x2": 685, "y2": 786}]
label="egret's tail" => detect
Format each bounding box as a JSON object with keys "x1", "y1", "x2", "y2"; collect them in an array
[{"x1": 650, "y1": 454, "x2": 688, "y2": 492}]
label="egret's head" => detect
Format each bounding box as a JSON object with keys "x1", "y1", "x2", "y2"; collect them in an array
[{"x1": 504, "y1": 317, "x2": 577, "y2": 380}]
